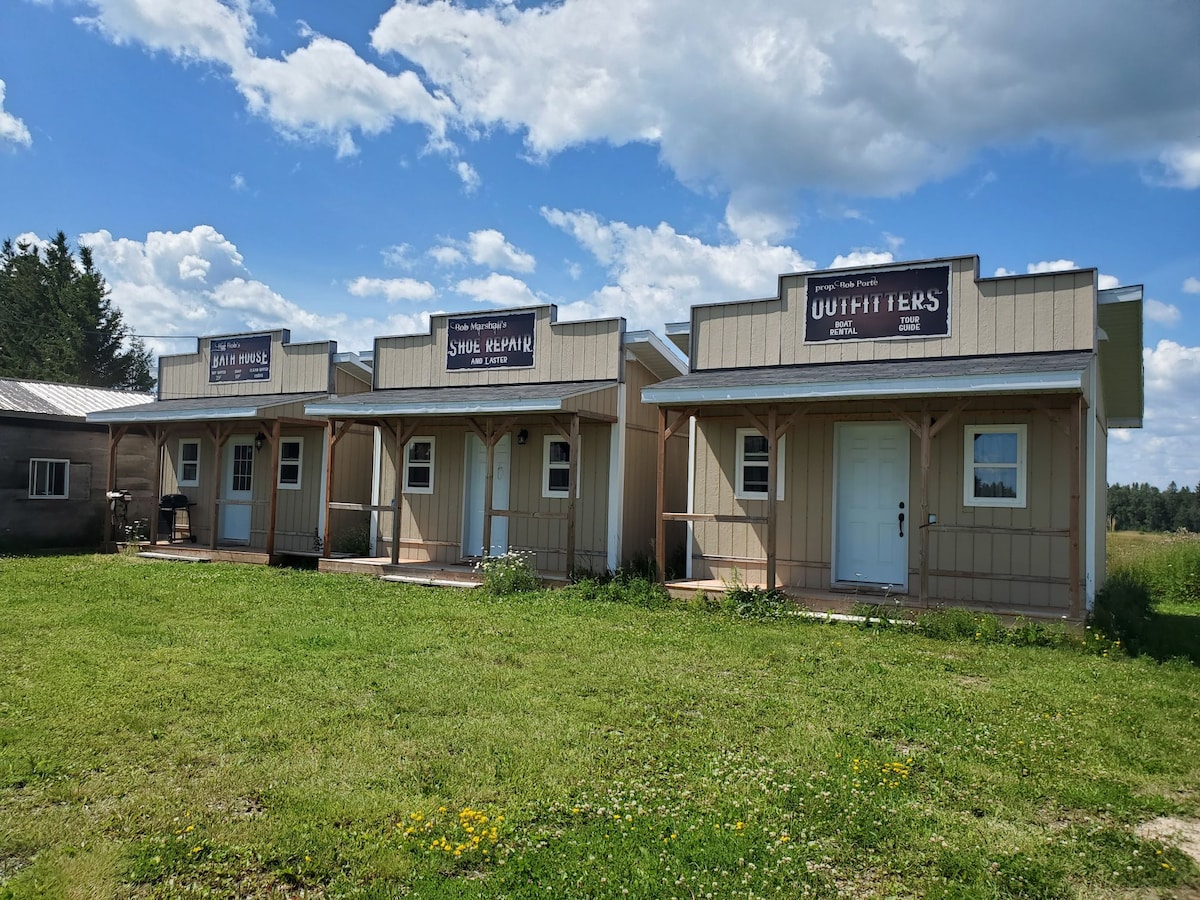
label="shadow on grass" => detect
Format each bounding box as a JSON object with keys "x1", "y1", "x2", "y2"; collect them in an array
[{"x1": 1138, "y1": 612, "x2": 1200, "y2": 665}]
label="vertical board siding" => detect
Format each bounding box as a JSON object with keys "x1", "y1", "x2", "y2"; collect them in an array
[
  {"x1": 158, "y1": 333, "x2": 334, "y2": 399},
  {"x1": 374, "y1": 309, "x2": 622, "y2": 390},
  {"x1": 691, "y1": 259, "x2": 1096, "y2": 371}
]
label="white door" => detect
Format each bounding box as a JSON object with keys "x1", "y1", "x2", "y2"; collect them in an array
[
  {"x1": 463, "y1": 433, "x2": 511, "y2": 556},
  {"x1": 220, "y1": 438, "x2": 254, "y2": 544},
  {"x1": 834, "y1": 422, "x2": 909, "y2": 589}
]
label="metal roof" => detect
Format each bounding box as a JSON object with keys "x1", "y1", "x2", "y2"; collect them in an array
[
  {"x1": 643, "y1": 351, "x2": 1094, "y2": 407},
  {"x1": 306, "y1": 381, "x2": 617, "y2": 417},
  {"x1": 85, "y1": 392, "x2": 326, "y2": 424},
  {"x1": 0, "y1": 378, "x2": 154, "y2": 420}
]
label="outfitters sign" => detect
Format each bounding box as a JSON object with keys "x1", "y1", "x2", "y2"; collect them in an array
[
  {"x1": 805, "y1": 264, "x2": 951, "y2": 343},
  {"x1": 446, "y1": 311, "x2": 537, "y2": 370},
  {"x1": 209, "y1": 334, "x2": 272, "y2": 383}
]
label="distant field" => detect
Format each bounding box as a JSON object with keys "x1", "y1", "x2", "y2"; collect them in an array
[
  {"x1": 1108, "y1": 530, "x2": 1200, "y2": 617},
  {"x1": 1, "y1": 554, "x2": 1198, "y2": 899}
]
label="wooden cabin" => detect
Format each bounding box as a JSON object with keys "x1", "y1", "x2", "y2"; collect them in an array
[
  {"x1": 305, "y1": 306, "x2": 688, "y2": 578},
  {"x1": 87, "y1": 331, "x2": 373, "y2": 562},
  {"x1": 0, "y1": 378, "x2": 154, "y2": 551},
  {"x1": 643, "y1": 256, "x2": 1144, "y2": 620}
]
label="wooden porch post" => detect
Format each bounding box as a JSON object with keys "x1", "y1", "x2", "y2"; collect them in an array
[
  {"x1": 322, "y1": 422, "x2": 337, "y2": 559},
  {"x1": 566, "y1": 413, "x2": 579, "y2": 575},
  {"x1": 482, "y1": 420, "x2": 496, "y2": 558},
  {"x1": 103, "y1": 425, "x2": 127, "y2": 547},
  {"x1": 1069, "y1": 395, "x2": 1083, "y2": 619},
  {"x1": 208, "y1": 425, "x2": 227, "y2": 550},
  {"x1": 266, "y1": 419, "x2": 281, "y2": 559},
  {"x1": 918, "y1": 410, "x2": 932, "y2": 604},
  {"x1": 149, "y1": 426, "x2": 165, "y2": 545},
  {"x1": 655, "y1": 406, "x2": 667, "y2": 583},
  {"x1": 766, "y1": 406, "x2": 778, "y2": 590},
  {"x1": 390, "y1": 423, "x2": 403, "y2": 565}
]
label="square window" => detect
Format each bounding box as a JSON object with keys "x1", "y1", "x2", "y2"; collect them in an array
[
  {"x1": 178, "y1": 439, "x2": 200, "y2": 487},
  {"x1": 404, "y1": 437, "x2": 435, "y2": 494},
  {"x1": 735, "y1": 428, "x2": 784, "y2": 500},
  {"x1": 278, "y1": 438, "x2": 303, "y2": 489},
  {"x1": 543, "y1": 435, "x2": 580, "y2": 498},
  {"x1": 964, "y1": 425, "x2": 1027, "y2": 507},
  {"x1": 29, "y1": 458, "x2": 69, "y2": 499}
]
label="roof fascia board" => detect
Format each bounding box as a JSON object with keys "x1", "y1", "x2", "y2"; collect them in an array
[
  {"x1": 624, "y1": 330, "x2": 688, "y2": 376},
  {"x1": 87, "y1": 405, "x2": 263, "y2": 424},
  {"x1": 642, "y1": 370, "x2": 1084, "y2": 406},
  {"x1": 306, "y1": 397, "x2": 573, "y2": 418}
]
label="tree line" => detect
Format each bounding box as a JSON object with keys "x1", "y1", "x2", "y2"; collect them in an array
[
  {"x1": 0, "y1": 231, "x2": 154, "y2": 391},
  {"x1": 1108, "y1": 482, "x2": 1200, "y2": 533}
]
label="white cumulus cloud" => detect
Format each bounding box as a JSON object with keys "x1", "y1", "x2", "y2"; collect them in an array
[
  {"x1": 431, "y1": 229, "x2": 536, "y2": 273},
  {"x1": 455, "y1": 273, "x2": 540, "y2": 307},
  {"x1": 1143, "y1": 299, "x2": 1181, "y2": 327},
  {"x1": 347, "y1": 276, "x2": 437, "y2": 303},
  {"x1": 1184, "y1": 277, "x2": 1200, "y2": 294},
  {"x1": 542, "y1": 207, "x2": 812, "y2": 329},
  {"x1": 455, "y1": 161, "x2": 481, "y2": 192},
  {"x1": 1110, "y1": 340, "x2": 1200, "y2": 489},
  {"x1": 0, "y1": 79, "x2": 32, "y2": 147},
  {"x1": 830, "y1": 250, "x2": 894, "y2": 269}
]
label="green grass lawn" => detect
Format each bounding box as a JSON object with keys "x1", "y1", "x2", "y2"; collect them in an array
[{"x1": 2, "y1": 553, "x2": 1199, "y2": 899}]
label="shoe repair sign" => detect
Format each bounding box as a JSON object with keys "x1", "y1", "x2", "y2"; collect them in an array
[
  {"x1": 446, "y1": 311, "x2": 537, "y2": 370},
  {"x1": 804, "y1": 264, "x2": 951, "y2": 343}
]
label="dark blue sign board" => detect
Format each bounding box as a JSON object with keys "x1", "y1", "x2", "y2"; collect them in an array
[
  {"x1": 209, "y1": 334, "x2": 272, "y2": 383},
  {"x1": 446, "y1": 312, "x2": 537, "y2": 370},
  {"x1": 805, "y1": 264, "x2": 951, "y2": 343}
]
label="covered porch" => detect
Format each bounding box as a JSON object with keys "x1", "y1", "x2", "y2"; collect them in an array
[{"x1": 307, "y1": 381, "x2": 620, "y2": 577}]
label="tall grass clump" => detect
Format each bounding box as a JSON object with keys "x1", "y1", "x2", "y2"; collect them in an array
[{"x1": 1089, "y1": 569, "x2": 1154, "y2": 655}]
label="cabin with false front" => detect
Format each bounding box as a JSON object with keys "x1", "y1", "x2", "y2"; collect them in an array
[{"x1": 643, "y1": 255, "x2": 1144, "y2": 620}]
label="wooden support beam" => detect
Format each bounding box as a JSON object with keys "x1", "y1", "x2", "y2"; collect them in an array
[
  {"x1": 390, "y1": 422, "x2": 404, "y2": 565},
  {"x1": 929, "y1": 399, "x2": 969, "y2": 438},
  {"x1": 741, "y1": 407, "x2": 768, "y2": 437},
  {"x1": 655, "y1": 406, "x2": 667, "y2": 582},
  {"x1": 322, "y1": 422, "x2": 336, "y2": 559},
  {"x1": 149, "y1": 425, "x2": 165, "y2": 545},
  {"x1": 566, "y1": 413, "x2": 579, "y2": 575},
  {"x1": 482, "y1": 419, "x2": 496, "y2": 558},
  {"x1": 663, "y1": 407, "x2": 695, "y2": 441},
  {"x1": 918, "y1": 409, "x2": 932, "y2": 604},
  {"x1": 103, "y1": 425, "x2": 127, "y2": 547},
  {"x1": 766, "y1": 405, "x2": 778, "y2": 591},
  {"x1": 207, "y1": 423, "x2": 231, "y2": 550},
  {"x1": 266, "y1": 419, "x2": 281, "y2": 559}
]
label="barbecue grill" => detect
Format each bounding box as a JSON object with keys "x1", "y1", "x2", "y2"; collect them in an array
[{"x1": 158, "y1": 493, "x2": 196, "y2": 543}]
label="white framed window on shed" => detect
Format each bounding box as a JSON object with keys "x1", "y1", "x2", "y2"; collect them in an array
[
  {"x1": 963, "y1": 424, "x2": 1027, "y2": 508},
  {"x1": 178, "y1": 439, "x2": 201, "y2": 487},
  {"x1": 29, "y1": 458, "x2": 69, "y2": 499},
  {"x1": 278, "y1": 437, "x2": 303, "y2": 490},
  {"x1": 735, "y1": 428, "x2": 784, "y2": 500},
  {"x1": 403, "y1": 437, "x2": 435, "y2": 494},
  {"x1": 543, "y1": 434, "x2": 581, "y2": 499}
]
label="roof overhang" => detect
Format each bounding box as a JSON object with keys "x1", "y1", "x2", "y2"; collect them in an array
[
  {"x1": 86, "y1": 393, "x2": 325, "y2": 424},
  {"x1": 625, "y1": 330, "x2": 688, "y2": 380},
  {"x1": 1096, "y1": 285, "x2": 1144, "y2": 428},
  {"x1": 305, "y1": 381, "x2": 617, "y2": 419},
  {"x1": 664, "y1": 321, "x2": 691, "y2": 357},
  {"x1": 642, "y1": 352, "x2": 1092, "y2": 408}
]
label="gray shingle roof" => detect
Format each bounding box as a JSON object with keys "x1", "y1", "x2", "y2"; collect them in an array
[
  {"x1": 0, "y1": 378, "x2": 154, "y2": 419},
  {"x1": 306, "y1": 380, "x2": 617, "y2": 417},
  {"x1": 85, "y1": 392, "x2": 326, "y2": 423}
]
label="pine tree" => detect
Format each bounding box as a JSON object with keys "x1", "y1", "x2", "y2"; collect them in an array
[{"x1": 0, "y1": 232, "x2": 154, "y2": 391}]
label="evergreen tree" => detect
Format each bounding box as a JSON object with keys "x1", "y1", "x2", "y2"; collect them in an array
[{"x1": 0, "y1": 231, "x2": 154, "y2": 390}]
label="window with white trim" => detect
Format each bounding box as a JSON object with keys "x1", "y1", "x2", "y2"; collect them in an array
[
  {"x1": 964, "y1": 424, "x2": 1027, "y2": 507},
  {"x1": 178, "y1": 439, "x2": 200, "y2": 487},
  {"x1": 29, "y1": 458, "x2": 69, "y2": 499},
  {"x1": 278, "y1": 438, "x2": 303, "y2": 489},
  {"x1": 543, "y1": 435, "x2": 580, "y2": 499},
  {"x1": 403, "y1": 437, "x2": 435, "y2": 494},
  {"x1": 735, "y1": 428, "x2": 784, "y2": 500}
]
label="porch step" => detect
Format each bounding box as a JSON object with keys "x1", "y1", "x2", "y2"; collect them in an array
[
  {"x1": 379, "y1": 574, "x2": 481, "y2": 589},
  {"x1": 137, "y1": 552, "x2": 211, "y2": 563}
]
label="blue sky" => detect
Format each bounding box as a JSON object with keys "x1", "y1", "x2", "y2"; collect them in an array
[{"x1": 1, "y1": 0, "x2": 1198, "y2": 488}]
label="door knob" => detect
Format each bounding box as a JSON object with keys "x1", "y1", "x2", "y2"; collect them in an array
[{"x1": 898, "y1": 512, "x2": 905, "y2": 537}]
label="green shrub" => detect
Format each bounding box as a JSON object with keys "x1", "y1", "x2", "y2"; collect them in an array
[{"x1": 722, "y1": 569, "x2": 792, "y2": 620}]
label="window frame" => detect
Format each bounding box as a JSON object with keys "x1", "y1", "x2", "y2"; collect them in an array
[
  {"x1": 403, "y1": 436, "x2": 435, "y2": 495},
  {"x1": 28, "y1": 458, "x2": 70, "y2": 500},
  {"x1": 963, "y1": 424, "x2": 1027, "y2": 508},
  {"x1": 178, "y1": 438, "x2": 201, "y2": 488},
  {"x1": 542, "y1": 434, "x2": 581, "y2": 499},
  {"x1": 734, "y1": 428, "x2": 785, "y2": 501},
  {"x1": 277, "y1": 437, "x2": 303, "y2": 490}
]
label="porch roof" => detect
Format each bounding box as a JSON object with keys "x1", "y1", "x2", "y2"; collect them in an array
[
  {"x1": 642, "y1": 351, "x2": 1093, "y2": 408},
  {"x1": 85, "y1": 392, "x2": 327, "y2": 424},
  {"x1": 305, "y1": 380, "x2": 618, "y2": 418}
]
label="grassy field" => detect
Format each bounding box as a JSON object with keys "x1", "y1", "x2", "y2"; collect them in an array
[{"x1": 1, "y1": 548, "x2": 1199, "y2": 899}]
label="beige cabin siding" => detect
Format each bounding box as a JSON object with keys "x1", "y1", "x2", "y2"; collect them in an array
[
  {"x1": 688, "y1": 398, "x2": 1077, "y2": 612},
  {"x1": 375, "y1": 422, "x2": 611, "y2": 572},
  {"x1": 335, "y1": 367, "x2": 372, "y2": 396},
  {"x1": 691, "y1": 260, "x2": 1097, "y2": 371},
  {"x1": 373, "y1": 309, "x2": 621, "y2": 389},
  {"x1": 158, "y1": 333, "x2": 334, "y2": 399}
]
